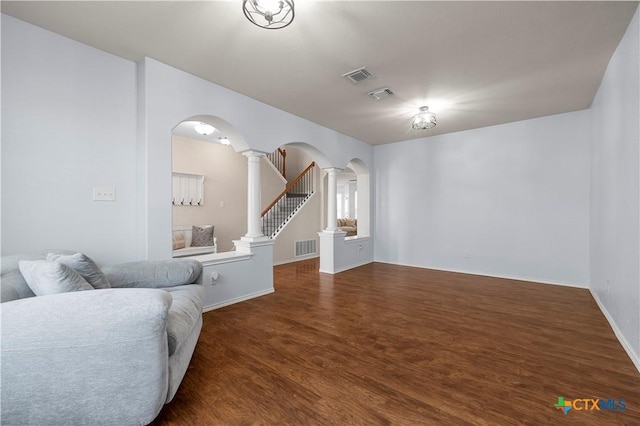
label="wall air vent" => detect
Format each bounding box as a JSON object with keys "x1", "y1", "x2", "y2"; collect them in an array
[
  {"x1": 341, "y1": 67, "x2": 374, "y2": 84},
  {"x1": 295, "y1": 239, "x2": 317, "y2": 257},
  {"x1": 367, "y1": 87, "x2": 395, "y2": 100}
]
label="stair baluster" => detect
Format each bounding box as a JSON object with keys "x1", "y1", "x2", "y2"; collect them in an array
[{"x1": 261, "y1": 161, "x2": 315, "y2": 239}]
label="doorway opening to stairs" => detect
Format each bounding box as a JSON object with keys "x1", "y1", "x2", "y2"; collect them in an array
[{"x1": 263, "y1": 144, "x2": 324, "y2": 266}]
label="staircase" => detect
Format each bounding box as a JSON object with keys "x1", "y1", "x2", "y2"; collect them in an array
[{"x1": 262, "y1": 161, "x2": 315, "y2": 239}]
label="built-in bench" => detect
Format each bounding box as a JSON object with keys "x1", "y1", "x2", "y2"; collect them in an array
[{"x1": 172, "y1": 225, "x2": 217, "y2": 257}]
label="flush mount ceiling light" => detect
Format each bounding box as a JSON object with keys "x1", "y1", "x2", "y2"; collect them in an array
[
  {"x1": 243, "y1": 0, "x2": 294, "y2": 29},
  {"x1": 218, "y1": 137, "x2": 231, "y2": 146},
  {"x1": 411, "y1": 106, "x2": 437, "y2": 130},
  {"x1": 194, "y1": 122, "x2": 215, "y2": 136}
]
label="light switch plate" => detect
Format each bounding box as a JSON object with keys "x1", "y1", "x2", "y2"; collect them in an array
[{"x1": 93, "y1": 187, "x2": 116, "y2": 201}]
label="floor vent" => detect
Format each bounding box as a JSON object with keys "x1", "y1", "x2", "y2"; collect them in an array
[{"x1": 295, "y1": 239, "x2": 317, "y2": 257}]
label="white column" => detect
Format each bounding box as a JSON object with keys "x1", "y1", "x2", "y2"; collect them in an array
[
  {"x1": 242, "y1": 150, "x2": 266, "y2": 241},
  {"x1": 324, "y1": 167, "x2": 342, "y2": 232}
]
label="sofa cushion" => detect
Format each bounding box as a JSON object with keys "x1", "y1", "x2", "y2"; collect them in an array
[
  {"x1": 164, "y1": 284, "x2": 204, "y2": 356},
  {"x1": 18, "y1": 260, "x2": 94, "y2": 296},
  {"x1": 102, "y1": 259, "x2": 202, "y2": 289},
  {"x1": 1, "y1": 250, "x2": 76, "y2": 302},
  {"x1": 47, "y1": 252, "x2": 111, "y2": 289}
]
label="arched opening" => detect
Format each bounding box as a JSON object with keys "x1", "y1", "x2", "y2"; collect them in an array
[
  {"x1": 262, "y1": 142, "x2": 332, "y2": 265},
  {"x1": 345, "y1": 158, "x2": 371, "y2": 237},
  {"x1": 170, "y1": 116, "x2": 249, "y2": 257},
  {"x1": 336, "y1": 166, "x2": 358, "y2": 236}
]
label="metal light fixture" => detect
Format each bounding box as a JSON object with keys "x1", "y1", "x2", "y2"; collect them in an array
[
  {"x1": 243, "y1": 0, "x2": 295, "y2": 29},
  {"x1": 194, "y1": 122, "x2": 215, "y2": 136},
  {"x1": 411, "y1": 106, "x2": 437, "y2": 130}
]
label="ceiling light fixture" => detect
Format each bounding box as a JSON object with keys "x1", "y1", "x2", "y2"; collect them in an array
[
  {"x1": 218, "y1": 137, "x2": 231, "y2": 146},
  {"x1": 411, "y1": 106, "x2": 437, "y2": 130},
  {"x1": 194, "y1": 122, "x2": 215, "y2": 136},
  {"x1": 243, "y1": 0, "x2": 294, "y2": 30}
]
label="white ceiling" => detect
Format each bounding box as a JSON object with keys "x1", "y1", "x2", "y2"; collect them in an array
[{"x1": 2, "y1": 1, "x2": 638, "y2": 146}]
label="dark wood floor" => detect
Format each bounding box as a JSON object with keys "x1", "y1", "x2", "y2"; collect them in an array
[{"x1": 151, "y1": 259, "x2": 640, "y2": 425}]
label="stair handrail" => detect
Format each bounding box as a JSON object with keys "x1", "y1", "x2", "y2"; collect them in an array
[
  {"x1": 278, "y1": 148, "x2": 286, "y2": 179},
  {"x1": 261, "y1": 161, "x2": 315, "y2": 217}
]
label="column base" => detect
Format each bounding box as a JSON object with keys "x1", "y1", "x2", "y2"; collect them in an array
[
  {"x1": 240, "y1": 235, "x2": 270, "y2": 243},
  {"x1": 234, "y1": 238, "x2": 274, "y2": 254}
]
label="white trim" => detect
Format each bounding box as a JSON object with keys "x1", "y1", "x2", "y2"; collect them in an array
[
  {"x1": 202, "y1": 288, "x2": 274, "y2": 312},
  {"x1": 173, "y1": 245, "x2": 217, "y2": 257},
  {"x1": 273, "y1": 255, "x2": 319, "y2": 266},
  {"x1": 590, "y1": 289, "x2": 640, "y2": 374},
  {"x1": 373, "y1": 260, "x2": 588, "y2": 288},
  {"x1": 320, "y1": 260, "x2": 373, "y2": 274},
  {"x1": 191, "y1": 251, "x2": 253, "y2": 265},
  {"x1": 343, "y1": 236, "x2": 371, "y2": 244},
  {"x1": 234, "y1": 238, "x2": 275, "y2": 248}
]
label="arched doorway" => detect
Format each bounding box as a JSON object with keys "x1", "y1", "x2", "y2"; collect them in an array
[
  {"x1": 170, "y1": 116, "x2": 249, "y2": 256},
  {"x1": 263, "y1": 142, "x2": 332, "y2": 266},
  {"x1": 344, "y1": 158, "x2": 370, "y2": 237}
]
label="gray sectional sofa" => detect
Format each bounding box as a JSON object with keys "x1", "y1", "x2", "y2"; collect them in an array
[{"x1": 0, "y1": 250, "x2": 204, "y2": 425}]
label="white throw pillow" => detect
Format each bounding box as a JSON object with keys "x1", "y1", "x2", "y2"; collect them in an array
[
  {"x1": 19, "y1": 260, "x2": 94, "y2": 296},
  {"x1": 46, "y1": 252, "x2": 111, "y2": 289}
]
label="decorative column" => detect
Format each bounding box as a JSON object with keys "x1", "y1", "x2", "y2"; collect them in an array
[
  {"x1": 242, "y1": 150, "x2": 266, "y2": 241},
  {"x1": 324, "y1": 167, "x2": 342, "y2": 232}
]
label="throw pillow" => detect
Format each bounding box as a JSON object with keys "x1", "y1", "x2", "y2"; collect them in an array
[
  {"x1": 173, "y1": 232, "x2": 186, "y2": 250},
  {"x1": 345, "y1": 218, "x2": 356, "y2": 227},
  {"x1": 191, "y1": 225, "x2": 214, "y2": 247},
  {"x1": 46, "y1": 252, "x2": 111, "y2": 289},
  {"x1": 19, "y1": 260, "x2": 94, "y2": 296}
]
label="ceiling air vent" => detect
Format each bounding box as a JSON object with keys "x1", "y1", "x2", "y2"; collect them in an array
[
  {"x1": 341, "y1": 67, "x2": 374, "y2": 84},
  {"x1": 367, "y1": 87, "x2": 395, "y2": 101}
]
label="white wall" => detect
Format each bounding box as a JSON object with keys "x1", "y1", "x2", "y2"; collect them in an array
[
  {"x1": 1, "y1": 15, "x2": 373, "y2": 268},
  {"x1": 1, "y1": 15, "x2": 139, "y2": 264},
  {"x1": 374, "y1": 110, "x2": 591, "y2": 287},
  {"x1": 590, "y1": 8, "x2": 640, "y2": 368}
]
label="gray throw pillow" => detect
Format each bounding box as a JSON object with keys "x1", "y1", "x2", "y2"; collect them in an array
[
  {"x1": 18, "y1": 260, "x2": 94, "y2": 296},
  {"x1": 46, "y1": 252, "x2": 111, "y2": 289},
  {"x1": 191, "y1": 225, "x2": 214, "y2": 247}
]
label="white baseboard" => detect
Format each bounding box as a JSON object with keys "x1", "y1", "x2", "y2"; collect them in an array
[
  {"x1": 590, "y1": 289, "x2": 640, "y2": 374},
  {"x1": 273, "y1": 255, "x2": 319, "y2": 266},
  {"x1": 320, "y1": 260, "x2": 373, "y2": 275},
  {"x1": 373, "y1": 259, "x2": 588, "y2": 289},
  {"x1": 202, "y1": 288, "x2": 274, "y2": 312}
]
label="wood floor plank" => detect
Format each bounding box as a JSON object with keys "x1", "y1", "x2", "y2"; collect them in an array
[{"x1": 151, "y1": 260, "x2": 640, "y2": 425}]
